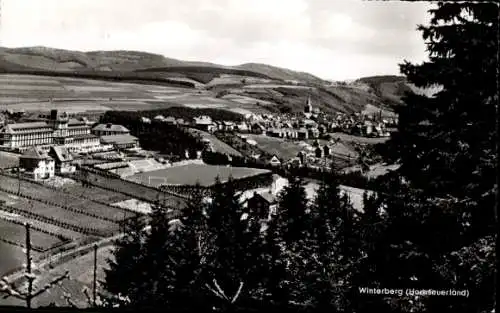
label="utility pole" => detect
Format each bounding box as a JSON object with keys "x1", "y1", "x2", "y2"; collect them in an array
[
  {"x1": 0, "y1": 223, "x2": 70, "y2": 308},
  {"x1": 17, "y1": 167, "x2": 21, "y2": 195},
  {"x1": 25, "y1": 223, "x2": 32, "y2": 309},
  {"x1": 93, "y1": 244, "x2": 98, "y2": 307}
]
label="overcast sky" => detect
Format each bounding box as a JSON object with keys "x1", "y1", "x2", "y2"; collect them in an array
[{"x1": 0, "y1": 0, "x2": 435, "y2": 80}]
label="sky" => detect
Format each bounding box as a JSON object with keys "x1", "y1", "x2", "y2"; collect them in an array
[{"x1": 0, "y1": 0, "x2": 435, "y2": 81}]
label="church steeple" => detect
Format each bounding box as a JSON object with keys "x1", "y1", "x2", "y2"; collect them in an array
[{"x1": 304, "y1": 95, "x2": 313, "y2": 113}]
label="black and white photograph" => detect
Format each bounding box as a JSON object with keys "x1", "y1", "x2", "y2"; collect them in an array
[{"x1": 0, "y1": 0, "x2": 497, "y2": 312}]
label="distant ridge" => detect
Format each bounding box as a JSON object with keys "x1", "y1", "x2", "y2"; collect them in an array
[
  {"x1": 0, "y1": 46, "x2": 438, "y2": 114},
  {"x1": 0, "y1": 46, "x2": 327, "y2": 84}
]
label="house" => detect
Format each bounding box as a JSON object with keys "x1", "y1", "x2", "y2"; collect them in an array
[
  {"x1": 315, "y1": 146, "x2": 323, "y2": 158},
  {"x1": 246, "y1": 139, "x2": 258, "y2": 146},
  {"x1": 19, "y1": 147, "x2": 55, "y2": 180},
  {"x1": 304, "y1": 119, "x2": 317, "y2": 129},
  {"x1": 318, "y1": 124, "x2": 327, "y2": 134},
  {"x1": 141, "y1": 117, "x2": 151, "y2": 124},
  {"x1": 251, "y1": 123, "x2": 265, "y2": 134},
  {"x1": 323, "y1": 145, "x2": 331, "y2": 157},
  {"x1": 297, "y1": 151, "x2": 308, "y2": 165},
  {"x1": 264, "y1": 155, "x2": 281, "y2": 167},
  {"x1": 193, "y1": 116, "x2": 216, "y2": 132},
  {"x1": 308, "y1": 128, "x2": 320, "y2": 139},
  {"x1": 221, "y1": 121, "x2": 236, "y2": 132},
  {"x1": 48, "y1": 146, "x2": 76, "y2": 174},
  {"x1": 266, "y1": 128, "x2": 282, "y2": 138},
  {"x1": 287, "y1": 156, "x2": 302, "y2": 168},
  {"x1": 92, "y1": 123, "x2": 130, "y2": 136},
  {"x1": 164, "y1": 116, "x2": 177, "y2": 125},
  {"x1": 246, "y1": 191, "x2": 278, "y2": 219},
  {"x1": 235, "y1": 121, "x2": 249, "y2": 132},
  {"x1": 154, "y1": 115, "x2": 165, "y2": 122},
  {"x1": 297, "y1": 128, "x2": 309, "y2": 140},
  {"x1": 100, "y1": 134, "x2": 140, "y2": 150}
]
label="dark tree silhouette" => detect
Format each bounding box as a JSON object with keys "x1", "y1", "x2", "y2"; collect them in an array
[{"x1": 355, "y1": 3, "x2": 498, "y2": 313}]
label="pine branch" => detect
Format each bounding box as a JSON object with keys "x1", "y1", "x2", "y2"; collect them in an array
[
  {"x1": 205, "y1": 282, "x2": 227, "y2": 300},
  {"x1": 213, "y1": 279, "x2": 229, "y2": 300},
  {"x1": 231, "y1": 282, "x2": 244, "y2": 304}
]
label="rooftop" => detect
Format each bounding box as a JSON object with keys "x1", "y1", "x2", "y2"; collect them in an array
[
  {"x1": 21, "y1": 146, "x2": 52, "y2": 160},
  {"x1": 101, "y1": 134, "x2": 139, "y2": 145},
  {"x1": 50, "y1": 146, "x2": 74, "y2": 162},
  {"x1": 92, "y1": 124, "x2": 130, "y2": 133}
]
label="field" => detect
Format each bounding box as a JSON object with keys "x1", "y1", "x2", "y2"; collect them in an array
[
  {"x1": 0, "y1": 151, "x2": 20, "y2": 169},
  {"x1": 0, "y1": 74, "x2": 269, "y2": 114},
  {"x1": 244, "y1": 134, "x2": 307, "y2": 161},
  {"x1": 0, "y1": 241, "x2": 41, "y2": 276},
  {"x1": 0, "y1": 210, "x2": 85, "y2": 240},
  {"x1": 127, "y1": 164, "x2": 271, "y2": 187},
  {"x1": 0, "y1": 189, "x2": 118, "y2": 234},
  {"x1": 70, "y1": 170, "x2": 186, "y2": 207},
  {"x1": 188, "y1": 128, "x2": 243, "y2": 157},
  {"x1": 0, "y1": 218, "x2": 65, "y2": 251},
  {"x1": 54, "y1": 181, "x2": 131, "y2": 205},
  {"x1": 0, "y1": 175, "x2": 135, "y2": 221},
  {"x1": 328, "y1": 132, "x2": 390, "y2": 145}
]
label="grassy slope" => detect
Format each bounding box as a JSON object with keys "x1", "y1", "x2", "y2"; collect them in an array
[{"x1": 0, "y1": 46, "x2": 419, "y2": 114}]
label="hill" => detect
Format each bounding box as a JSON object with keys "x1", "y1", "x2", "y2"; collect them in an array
[
  {"x1": 355, "y1": 75, "x2": 440, "y2": 106},
  {"x1": 0, "y1": 46, "x2": 324, "y2": 84},
  {"x1": 0, "y1": 46, "x2": 432, "y2": 116}
]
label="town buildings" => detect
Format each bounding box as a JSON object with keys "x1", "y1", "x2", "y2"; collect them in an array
[{"x1": 0, "y1": 110, "x2": 100, "y2": 153}]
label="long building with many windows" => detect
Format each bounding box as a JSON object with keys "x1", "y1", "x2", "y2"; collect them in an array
[{"x1": 0, "y1": 110, "x2": 101, "y2": 152}]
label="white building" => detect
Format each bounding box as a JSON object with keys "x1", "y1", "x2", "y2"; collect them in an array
[
  {"x1": 0, "y1": 110, "x2": 100, "y2": 153},
  {"x1": 19, "y1": 147, "x2": 55, "y2": 181}
]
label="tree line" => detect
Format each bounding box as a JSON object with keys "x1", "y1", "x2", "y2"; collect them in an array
[{"x1": 103, "y1": 171, "x2": 371, "y2": 312}]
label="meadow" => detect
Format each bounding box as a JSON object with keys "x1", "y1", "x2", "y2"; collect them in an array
[
  {"x1": 0, "y1": 241, "x2": 41, "y2": 276},
  {"x1": 0, "y1": 74, "x2": 269, "y2": 115},
  {"x1": 0, "y1": 189, "x2": 118, "y2": 235},
  {"x1": 187, "y1": 128, "x2": 243, "y2": 157},
  {"x1": 127, "y1": 163, "x2": 271, "y2": 187},
  {"x1": 0, "y1": 151, "x2": 20, "y2": 169},
  {"x1": 71, "y1": 170, "x2": 185, "y2": 207},
  {"x1": 0, "y1": 218, "x2": 65, "y2": 252},
  {"x1": 56, "y1": 181, "x2": 130, "y2": 205},
  {"x1": 0, "y1": 175, "x2": 135, "y2": 222},
  {"x1": 244, "y1": 134, "x2": 306, "y2": 162}
]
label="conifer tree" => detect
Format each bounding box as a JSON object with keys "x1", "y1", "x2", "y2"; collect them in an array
[
  {"x1": 203, "y1": 176, "x2": 263, "y2": 310},
  {"x1": 308, "y1": 170, "x2": 360, "y2": 311},
  {"x1": 276, "y1": 175, "x2": 310, "y2": 245},
  {"x1": 355, "y1": 3, "x2": 498, "y2": 312},
  {"x1": 104, "y1": 214, "x2": 149, "y2": 308}
]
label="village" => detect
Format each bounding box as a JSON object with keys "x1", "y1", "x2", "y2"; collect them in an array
[{"x1": 0, "y1": 94, "x2": 397, "y2": 183}]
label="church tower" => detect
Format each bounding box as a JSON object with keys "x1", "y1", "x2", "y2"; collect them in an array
[{"x1": 304, "y1": 95, "x2": 313, "y2": 113}]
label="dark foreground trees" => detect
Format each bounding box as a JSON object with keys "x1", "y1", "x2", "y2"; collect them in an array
[
  {"x1": 103, "y1": 171, "x2": 359, "y2": 312},
  {"x1": 355, "y1": 2, "x2": 497, "y2": 313},
  {"x1": 103, "y1": 3, "x2": 496, "y2": 312}
]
